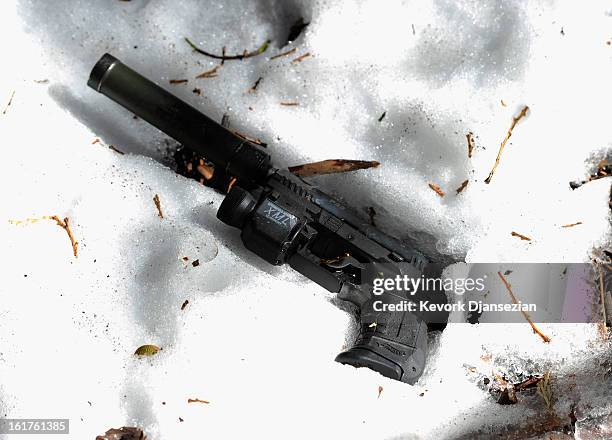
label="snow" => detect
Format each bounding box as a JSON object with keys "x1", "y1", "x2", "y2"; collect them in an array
[{"x1": 0, "y1": 0, "x2": 610, "y2": 439}]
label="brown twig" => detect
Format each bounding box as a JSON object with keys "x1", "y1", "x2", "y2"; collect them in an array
[
  {"x1": 181, "y1": 300, "x2": 189, "y2": 311},
  {"x1": 185, "y1": 37, "x2": 270, "y2": 61},
  {"x1": 270, "y1": 48, "x2": 296, "y2": 60},
  {"x1": 169, "y1": 79, "x2": 188, "y2": 85},
  {"x1": 232, "y1": 130, "x2": 267, "y2": 147},
  {"x1": 187, "y1": 398, "x2": 210, "y2": 404},
  {"x1": 428, "y1": 183, "x2": 445, "y2": 197},
  {"x1": 196, "y1": 65, "x2": 220, "y2": 79},
  {"x1": 498, "y1": 271, "x2": 551, "y2": 343},
  {"x1": 248, "y1": 76, "x2": 263, "y2": 93},
  {"x1": 456, "y1": 179, "x2": 469, "y2": 194},
  {"x1": 49, "y1": 215, "x2": 79, "y2": 258},
  {"x1": 561, "y1": 221, "x2": 582, "y2": 228},
  {"x1": 511, "y1": 231, "x2": 532, "y2": 241},
  {"x1": 109, "y1": 145, "x2": 125, "y2": 155},
  {"x1": 485, "y1": 106, "x2": 529, "y2": 184},
  {"x1": 291, "y1": 52, "x2": 312, "y2": 64},
  {"x1": 153, "y1": 194, "x2": 164, "y2": 218},
  {"x1": 2, "y1": 90, "x2": 15, "y2": 115},
  {"x1": 466, "y1": 132, "x2": 475, "y2": 158},
  {"x1": 280, "y1": 101, "x2": 299, "y2": 106}
]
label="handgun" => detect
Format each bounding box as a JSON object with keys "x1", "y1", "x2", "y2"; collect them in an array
[{"x1": 87, "y1": 54, "x2": 448, "y2": 384}]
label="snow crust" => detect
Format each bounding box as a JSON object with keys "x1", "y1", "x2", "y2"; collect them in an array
[{"x1": 0, "y1": 0, "x2": 610, "y2": 438}]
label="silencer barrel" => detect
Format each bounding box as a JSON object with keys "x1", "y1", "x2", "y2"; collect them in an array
[{"x1": 88, "y1": 53, "x2": 272, "y2": 184}]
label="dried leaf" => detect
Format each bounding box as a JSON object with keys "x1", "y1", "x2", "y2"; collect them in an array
[
  {"x1": 95, "y1": 426, "x2": 146, "y2": 440},
  {"x1": 536, "y1": 372, "x2": 554, "y2": 410},
  {"x1": 289, "y1": 159, "x2": 380, "y2": 177},
  {"x1": 134, "y1": 344, "x2": 160, "y2": 356}
]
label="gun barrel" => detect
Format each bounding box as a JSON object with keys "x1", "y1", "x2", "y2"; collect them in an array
[{"x1": 88, "y1": 53, "x2": 272, "y2": 184}]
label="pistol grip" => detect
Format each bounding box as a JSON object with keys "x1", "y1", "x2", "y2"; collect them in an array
[{"x1": 335, "y1": 305, "x2": 428, "y2": 384}]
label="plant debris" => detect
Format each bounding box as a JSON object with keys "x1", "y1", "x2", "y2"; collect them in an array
[
  {"x1": 169, "y1": 79, "x2": 188, "y2": 85},
  {"x1": 561, "y1": 221, "x2": 582, "y2": 228},
  {"x1": 9, "y1": 216, "x2": 78, "y2": 257},
  {"x1": 455, "y1": 179, "x2": 469, "y2": 194},
  {"x1": 134, "y1": 345, "x2": 160, "y2": 356},
  {"x1": 2, "y1": 90, "x2": 15, "y2": 115},
  {"x1": 466, "y1": 132, "x2": 475, "y2": 158},
  {"x1": 498, "y1": 271, "x2": 551, "y2": 343},
  {"x1": 232, "y1": 130, "x2": 267, "y2": 147},
  {"x1": 289, "y1": 159, "x2": 380, "y2": 177},
  {"x1": 109, "y1": 145, "x2": 125, "y2": 155},
  {"x1": 488, "y1": 373, "x2": 545, "y2": 405},
  {"x1": 153, "y1": 194, "x2": 164, "y2": 218},
  {"x1": 378, "y1": 111, "x2": 386, "y2": 122},
  {"x1": 377, "y1": 386, "x2": 383, "y2": 398},
  {"x1": 187, "y1": 398, "x2": 210, "y2": 404},
  {"x1": 192, "y1": 88, "x2": 202, "y2": 95},
  {"x1": 192, "y1": 259, "x2": 200, "y2": 267},
  {"x1": 95, "y1": 426, "x2": 146, "y2": 440},
  {"x1": 428, "y1": 183, "x2": 445, "y2": 197},
  {"x1": 569, "y1": 159, "x2": 611, "y2": 189},
  {"x1": 196, "y1": 65, "x2": 220, "y2": 79},
  {"x1": 48, "y1": 216, "x2": 79, "y2": 257},
  {"x1": 485, "y1": 105, "x2": 529, "y2": 184},
  {"x1": 181, "y1": 300, "x2": 189, "y2": 310},
  {"x1": 280, "y1": 101, "x2": 299, "y2": 106},
  {"x1": 511, "y1": 231, "x2": 532, "y2": 241},
  {"x1": 536, "y1": 372, "x2": 554, "y2": 410},
  {"x1": 291, "y1": 52, "x2": 312, "y2": 64},
  {"x1": 185, "y1": 37, "x2": 270, "y2": 61},
  {"x1": 248, "y1": 76, "x2": 263, "y2": 93},
  {"x1": 270, "y1": 47, "x2": 296, "y2": 60}
]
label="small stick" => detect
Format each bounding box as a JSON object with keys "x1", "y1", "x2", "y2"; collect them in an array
[
  {"x1": 248, "y1": 76, "x2": 263, "y2": 93},
  {"x1": 511, "y1": 231, "x2": 532, "y2": 241},
  {"x1": 108, "y1": 145, "x2": 125, "y2": 155},
  {"x1": 561, "y1": 221, "x2": 582, "y2": 228},
  {"x1": 169, "y1": 79, "x2": 188, "y2": 85},
  {"x1": 227, "y1": 177, "x2": 237, "y2": 193},
  {"x1": 181, "y1": 300, "x2": 189, "y2": 311},
  {"x1": 428, "y1": 183, "x2": 445, "y2": 197},
  {"x1": 280, "y1": 101, "x2": 299, "y2": 106},
  {"x1": 185, "y1": 37, "x2": 270, "y2": 61},
  {"x1": 49, "y1": 215, "x2": 79, "y2": 258},
  {"x1": 232, "y1": 130, "x2": 266, "y2": 147},
  {"x1": 291, "y1": 52, "x2": 312, "y2": 64},
  {"x1": 378, "y1": 112, "x2": 386, "y2": 122},
  {"x1": 466, "y1": 132, "x2": 475, "y2": 158},
  {"x1": 498, "y1": 271, "x2": 551, "y2": 343},
  {"x1": 188, "y1": 398, "x2": 210, "y2": 404},
  {"x1": 196, "y1": 65, "x2": 220, "y2": 79},
  {"x1": 485, "y1": 106, "x2": 529, "y2": 184},
  {"x1": 153, "y1": 194, "x2": 164, "y2": 218},
  {"x1": 2, "y1": 90, "x2": 15, "y2": 115},
  {"x1": 270, "y1": 48, "x2": 296, "y2": 60},
  {"x1": 455, "y1": 180, "x2": 469, "y2": 194}
]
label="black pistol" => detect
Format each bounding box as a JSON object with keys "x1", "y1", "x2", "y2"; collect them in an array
[{"x1": 87, "y1": 54, "x2": 448, "y2": 384}]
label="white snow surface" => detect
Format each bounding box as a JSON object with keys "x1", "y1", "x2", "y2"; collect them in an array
[{"x1": 0, "y1": 0, "x2": 610, "y2": 439}]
